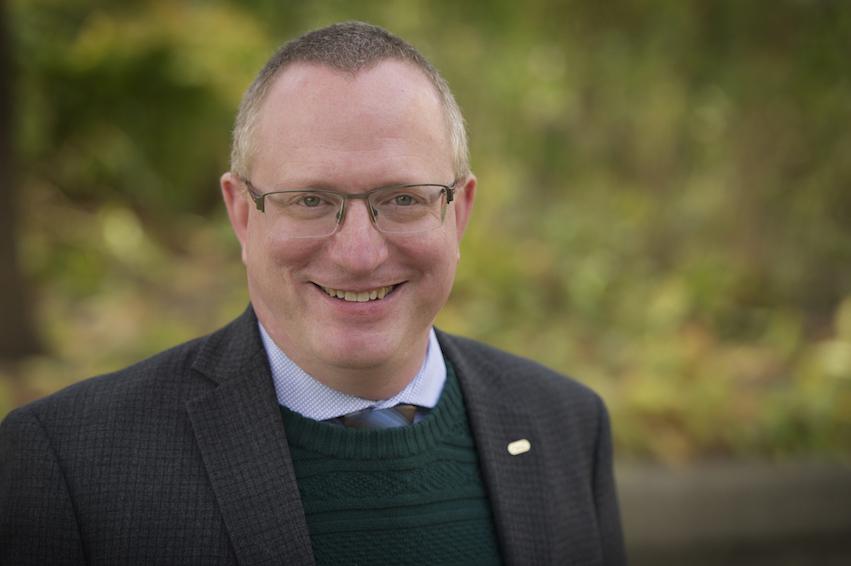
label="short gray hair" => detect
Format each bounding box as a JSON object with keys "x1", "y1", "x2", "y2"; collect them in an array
[{"x1": 230, "y1": 21, "x2": 470, "y2": 179}]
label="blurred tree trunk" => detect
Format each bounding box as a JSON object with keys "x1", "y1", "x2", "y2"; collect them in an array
[{"x1": 0, "y1": 0, "x2": 40, "y2": 359}]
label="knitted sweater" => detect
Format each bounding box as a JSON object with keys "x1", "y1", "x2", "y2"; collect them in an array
[{"x1": 279, "y1": 364, "x2": 503, "y2": 565}]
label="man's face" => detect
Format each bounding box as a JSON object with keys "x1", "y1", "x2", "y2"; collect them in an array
[{"x1": 221, "y1": 61, "x2": 475, "y2": 393}]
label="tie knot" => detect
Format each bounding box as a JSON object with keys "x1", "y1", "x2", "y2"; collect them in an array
[{"x1": 333, "y1": 404, "x2": 423, "y2": 429}]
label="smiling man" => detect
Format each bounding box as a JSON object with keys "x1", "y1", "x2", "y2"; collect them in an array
[
  {"x1": 1, "y1": 22, "x2": 626, "y2": 565},
  {"x1": 222, "y1": 58, "x2": 470, "y2": 400}
]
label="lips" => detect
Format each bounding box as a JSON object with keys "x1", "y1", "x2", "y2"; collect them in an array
[{"x1": 319, "y1": 284, "x2": 396, "y2": 302}]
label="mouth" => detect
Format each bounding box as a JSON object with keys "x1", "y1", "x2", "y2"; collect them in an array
[{"x1": 317, "y1": 284, "x2": 398, "y2": 303}]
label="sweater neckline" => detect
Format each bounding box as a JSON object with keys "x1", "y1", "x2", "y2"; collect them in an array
[{"x1": 278, "y1": 362, "x2": 464, "y2": 460}]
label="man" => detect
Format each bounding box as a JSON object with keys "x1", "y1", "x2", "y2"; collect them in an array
[{"x1": 0, "y1": 22, "x2": 625, "y2": 565}]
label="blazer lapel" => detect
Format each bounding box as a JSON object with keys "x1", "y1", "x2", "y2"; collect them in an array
[
  {"x1": 187, "y1": 308, "x2": 315, "y2": 565},
  {"x1": 438, "y1": 332, "x2": 560, "y2": 566}
]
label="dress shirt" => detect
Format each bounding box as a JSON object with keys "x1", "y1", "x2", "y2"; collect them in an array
[{"x1": 258, "y1": 323, "x2": 446, "y2": 421}]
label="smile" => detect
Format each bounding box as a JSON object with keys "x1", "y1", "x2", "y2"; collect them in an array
[{"x1": 319, "y1": 284, "x2": 396, "y2": 302}]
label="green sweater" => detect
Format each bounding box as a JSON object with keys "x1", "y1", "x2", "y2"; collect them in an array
[{"x1": 279, "y1": 364, "x2": 503, "y2": 565}]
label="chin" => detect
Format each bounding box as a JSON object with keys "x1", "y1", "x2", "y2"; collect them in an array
[{"x1": 310, "y1": 327, "x2": 407, "y2": 369}]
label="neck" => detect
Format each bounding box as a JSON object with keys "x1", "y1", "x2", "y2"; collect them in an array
[
  {"x1": 257, "y1": 314, "x2": 429, "y2": 401},
  {"x1": 302, "y1": 355, "x2": 426, "y2": 400}
]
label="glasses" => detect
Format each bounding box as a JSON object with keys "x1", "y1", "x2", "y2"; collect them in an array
[{"x1": 239, "y1": 176, "x2": 458, "y2": 239}]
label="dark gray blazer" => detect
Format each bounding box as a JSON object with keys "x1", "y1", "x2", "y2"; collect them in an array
[{"x1": 1, "y1": 307, "x2": 626, "y2": 565}]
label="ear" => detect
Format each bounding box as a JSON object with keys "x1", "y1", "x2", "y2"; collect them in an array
[
  {"x1": 220, "y1": 171, "x2": 250, "y2": 264},
  {"x1": 452, "y1": 174, "x2": 476, "y2": 243}
]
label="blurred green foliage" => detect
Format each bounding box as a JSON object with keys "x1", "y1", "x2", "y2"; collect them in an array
[{"x1": 2, "y1": 0, "x2": 850, "y2": 462}]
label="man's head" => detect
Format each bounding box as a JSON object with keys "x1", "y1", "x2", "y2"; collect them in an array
[
  {"x1": 230, "y1": 21, "x2": 470, "y2": 181},
  {"x1": 220, "y1": 22, "x2": 476, "y2": 397}
]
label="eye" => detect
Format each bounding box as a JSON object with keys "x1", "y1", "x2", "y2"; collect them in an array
[
  {"x1": 380, "y1": 190, "x2": 428, "y2": 207},
  {"x1": 300, "y1": 194, "x2": 324, "y2": 207},
  {"x1": 393, "y1": 194, "x2": 416, "y2": 206}
]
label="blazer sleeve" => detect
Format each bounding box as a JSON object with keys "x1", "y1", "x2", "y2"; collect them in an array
[
  {"x1": 0, "y1": 407, "x2": 87, "y2": 565},
  {"x1": 593, "y1": 396, "x2": 628, "y2": 565}
]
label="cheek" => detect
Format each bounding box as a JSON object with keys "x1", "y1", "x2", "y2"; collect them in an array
[
  {"x1": 395, "y1": 232, "x2": 459, "y2": 283},
  {"x1": 245, "y1": 225, "x2": 318, "y2": 277}
]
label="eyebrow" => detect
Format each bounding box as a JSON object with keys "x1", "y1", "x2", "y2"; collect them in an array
[{"x1": 262, "y1": 179, "x2": 443, "y2": 192}]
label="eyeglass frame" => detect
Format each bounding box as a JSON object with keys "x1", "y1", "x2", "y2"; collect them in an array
[{"x1": 237, "y1": 174, "x2": 460, "y2": 237}]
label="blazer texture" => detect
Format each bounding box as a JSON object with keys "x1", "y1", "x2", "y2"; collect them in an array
[{"x1": 1, "y1": 307, "x2": 626, "y2": 565}]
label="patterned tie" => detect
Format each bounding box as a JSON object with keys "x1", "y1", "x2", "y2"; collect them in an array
[{"x1": 329, "y1": 404, "x2": 424, "y2": 429}]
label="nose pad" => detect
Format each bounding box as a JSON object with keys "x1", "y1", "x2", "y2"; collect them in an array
[
  {"x1": 359, "y1": 198, "x2": 380, "y2": 228},
  {"x1": 329, "y1": 198, "x2": 389, "y2": 273},
  {"x1": 334, "y1": 207, "x2": 347, "y2": 237},
  {"x1": 336, "y1": 198, "x2": 380, "y2": 234}
]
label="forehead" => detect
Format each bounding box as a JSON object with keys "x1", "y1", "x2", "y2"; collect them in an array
[{"x1": 251, "y1": 60, "x2": 452, "y2": 185}]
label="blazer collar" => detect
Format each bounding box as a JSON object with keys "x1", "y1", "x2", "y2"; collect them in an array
[
  {"x1": 184, "y1": 309, "x2": 557, "y2": 565},
  {"x1": 437, "y1": 330, "x2": 559, "y2": 566},
  {"x1": 187, "y1": 307, "x2": 315, "y2": 565}
]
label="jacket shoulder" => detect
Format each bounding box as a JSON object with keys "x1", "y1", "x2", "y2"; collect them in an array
[
  {"x1": 6, "y1": 307, "x2": 262, "y2": 423},
  {"x1": 436, "y1": 330, "x2": 604, "y2": 412},
  {"x1": 14, "y1": 309, "x2": 258, "y2": 434},
  {"x1": 11, "y1": 334, "x2": 208, "y2": 421}
]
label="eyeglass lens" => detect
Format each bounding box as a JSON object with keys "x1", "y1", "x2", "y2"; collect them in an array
[{"x1": 260, "y1": 185, "x2": 448, "y2": 238}]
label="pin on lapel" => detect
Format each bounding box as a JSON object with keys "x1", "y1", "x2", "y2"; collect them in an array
[{"x1": 507, "y1": 438, "x2": 531, "y2": 456}]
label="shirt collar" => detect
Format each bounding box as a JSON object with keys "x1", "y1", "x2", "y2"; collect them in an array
[{"x1": 258, "y1": 322, "x2": 446, "y2": 421}]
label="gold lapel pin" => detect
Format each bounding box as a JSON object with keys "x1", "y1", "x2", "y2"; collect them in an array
[{"x1": 507, "y1": 438, "x2": 531, "y2": 455}]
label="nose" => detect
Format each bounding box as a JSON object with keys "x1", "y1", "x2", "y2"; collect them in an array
[{"x1": 326, "y1": 199, "x2": 389, "y2": 274}]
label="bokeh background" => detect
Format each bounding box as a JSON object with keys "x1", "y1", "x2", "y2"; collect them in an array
[
  {"x1": 4, "y1": 0, "x2": 849, "y2": 462},
  {"x1": 2, "y1": 1, "x2": 850, "y2": 562},
  {"x1": 2, "y1": 0, "x2": 851, "y2": 547}
]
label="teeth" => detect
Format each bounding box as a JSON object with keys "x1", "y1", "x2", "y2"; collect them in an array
[{"x1": 321, "y1": 285, "x2": 395, "y2": 302}]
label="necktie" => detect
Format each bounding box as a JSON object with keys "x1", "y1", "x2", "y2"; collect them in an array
[{"x1": 330, "y1": 404, "x2": 424, "y2": 429}]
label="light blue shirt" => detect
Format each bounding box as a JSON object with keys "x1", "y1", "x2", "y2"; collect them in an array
[{"x1": 258, "y1": 323, "x2": 446, "y2": 421}]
